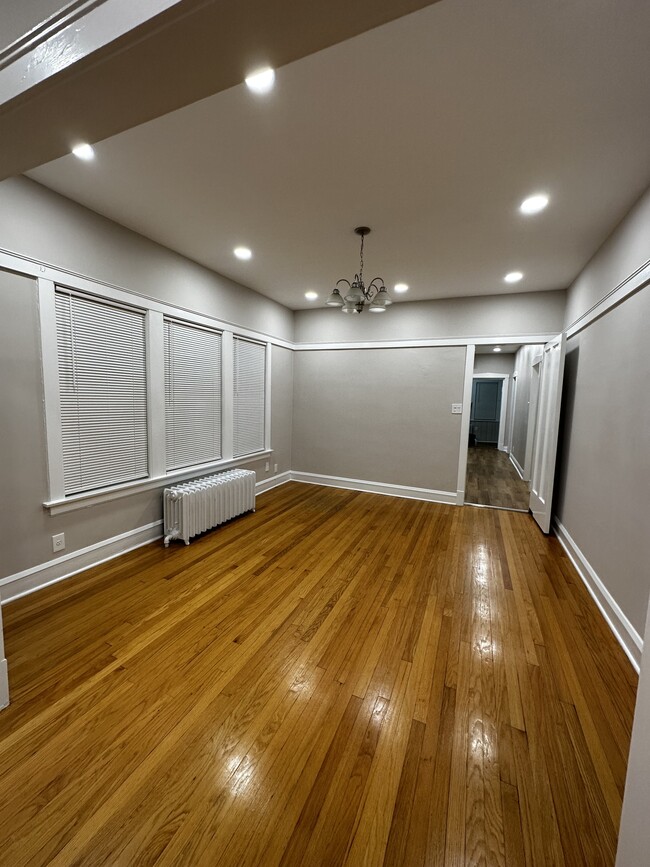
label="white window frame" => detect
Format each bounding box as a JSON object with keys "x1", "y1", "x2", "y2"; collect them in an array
[{"x1": 37, "y1": 276, "x2": 273, "y2": 515}]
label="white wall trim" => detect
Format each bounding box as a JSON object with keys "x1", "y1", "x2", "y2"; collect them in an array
[
  {"x1": 554, "y1": 518, "x2": 642, "y2": 673},
  {"x1": 256, "y1": 470, "x2": 291, "y2": 494},
  {"x1": 295, "y1": 334, "x2": 557, "y2": 351},
  {"x1": 0, "y1": 520, "x2": 164, "y2": 605},
  {"x1": 2, "y1": 474, "x2": 294, "y2": 607},
  {"x1": 291, "y1": 471, "x2": 457, "y2": 505},
  {"x1": 565, "y1": 257, "x2": 650, "y2": 339},
  {"x1": 44, "y1": 450, "x2": 273, "y2": 514},
  {"x1": 509, "y1": 453, "x2": 525, "y2": 480},
  {"x1": 0, "y1": 248, "x2": 293, "y2": 350},
  {"x1": 0, "y1": 0, "x2": 181, "y2": 105}
]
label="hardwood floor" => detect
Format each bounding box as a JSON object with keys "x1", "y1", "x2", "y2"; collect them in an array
[
  {"x1": 0, "y1": 483, "x2": 637, "y2": 866},
  {"x1": 466, "y1": 445, "x2": 531, "y2": 510}
]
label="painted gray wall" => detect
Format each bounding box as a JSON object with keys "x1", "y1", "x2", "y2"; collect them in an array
[
  {"x1": 0, "y1": 177, "x2": 294, "y2": 342},
  {"x1": 616, "y1": 597, "x2": 650, "y2": 867},
  {"x1": 295, "y1": 290, "x2": 566, "y2": 344},
  {"x1": 473, "y1": 354, "x2": 515, "y2": 375},
  {"x1": 564, "y1": 186, "x2": 650, "y2": 330},
  {"x1": 0, "y1": 275, "x2": 293, "y2": 583},
  {"x1": 292, "y1": 347, "x2": 466, "y2": 493},
  {"x1": 555, "y1": 286, "x2": 650, "y2": 634},
  {"x1": 510, "y1": 345, "x2": 543, "y2": 469}
]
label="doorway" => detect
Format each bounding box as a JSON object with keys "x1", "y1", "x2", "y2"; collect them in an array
[{"x1": 465, "y1": 351, "x2": 531, "y2": 511}]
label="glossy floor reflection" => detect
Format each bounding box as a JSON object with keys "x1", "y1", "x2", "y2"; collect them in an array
[{"x1": 0, "y1": 483, "x2": 637, "y2": 865}]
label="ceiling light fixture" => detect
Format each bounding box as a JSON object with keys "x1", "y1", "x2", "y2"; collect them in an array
[
  {"x1": 245, "y1": 67, "x2": 275, "y2": 94},
  {"x1": 234, "y1": 246, "x2": 252, "y2": 260},
  {"x1": 305, "y1": 291, "x2": 318, "y2": 300},
  {"x1": 72, "y1": 143, "x2": 95, "y2": 160},
  {"x1": 326, "y1": 227, "x2": 392, "y2": 314},
  {"x1": 394, "y1": 283, "x2": 409, "y2": 293},
  {"x1": 493, "y1": 346, "x2": 502, "y2": 352},
  {"x1": 504, "y1": 271, "x2": 523, "y2": 283},
  {"x1": 520, "y1": 193, "x2": 549, "y2": 215}
]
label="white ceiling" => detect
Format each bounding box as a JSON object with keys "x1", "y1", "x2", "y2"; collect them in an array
[{"x1": 27, "y1": 0, "x2": 650, "y2": 310}]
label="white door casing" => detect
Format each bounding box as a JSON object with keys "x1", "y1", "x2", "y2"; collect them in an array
[
  {"x1": 529, "y1": 334, "x2": 566, "y2": 533},
  {"x1": 0, "y1": 589, "x2": 8, "y2": 709}
]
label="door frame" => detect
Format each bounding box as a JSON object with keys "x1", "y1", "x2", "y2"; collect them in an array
[{"x1": 471, "y1": 373, "x2": 510, "y2": 452}]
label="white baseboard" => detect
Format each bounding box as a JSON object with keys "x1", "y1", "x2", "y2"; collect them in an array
[
  {"x1": 0, "y1": 520, "x2": 164, "y2": 605},
  {"x1": 509, "y1": 453, "x2": 525, "y2": 481},
  {"x1": 0, "y1": 658, "x2": 8, "y2": 709},
  {"x1": 554, "y1": 519, "x2": 642, "y2": 673},
  {"x1": 256, "y1": 470, "x2": 292, "y2": 494},
  {"x1": 290, "y1": 471, "x2": 457, "y2": 506}
]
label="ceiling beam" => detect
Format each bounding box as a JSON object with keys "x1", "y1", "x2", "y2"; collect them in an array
[{"x1": 0, "y1": 0, "x2": 440, "y2": 180}]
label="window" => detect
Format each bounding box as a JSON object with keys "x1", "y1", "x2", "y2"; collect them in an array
[
  {"x1": 40, "y1": 275, "x2": 272, "y2": 510},
  {"x1": 233, "y1": 337, "x2": 266, "y2": 456},
  {"x1": 55, "y1": 289, "x2": 148, "y2": 494},
  {"x1": 164, "y1": 319, "x2": 222, "y2": 470}
]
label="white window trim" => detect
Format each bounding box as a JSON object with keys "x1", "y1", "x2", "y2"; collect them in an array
[
  {"x1": 43, "y1": 451, "x2": 272, "y2": 515},
  {"x1": 38, "y1": 277, "x2": 273, "y2": 513}
]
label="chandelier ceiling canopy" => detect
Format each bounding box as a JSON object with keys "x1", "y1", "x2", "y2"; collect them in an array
[{"x1": 326, "y1": 227, "x2": 393, "y2": 314}]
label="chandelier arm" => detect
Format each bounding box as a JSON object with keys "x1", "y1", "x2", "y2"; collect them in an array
[
  {"x1": 336, "y1": 279, "x2": 352, "y2": 289},
  {"x1": 366, "y1": 277, "x2": 386, "y2": 299}
]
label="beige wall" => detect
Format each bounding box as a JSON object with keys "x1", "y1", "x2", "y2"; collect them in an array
[
  {"x1": 295, "y1": 290, "x2": 566, "y2": 344},
  {"x1": 292, "y1": 347, "x2": 466, "y2": 493},
  {"x1": 0, "y1": 177, "x2": 294, "y2": 343}
]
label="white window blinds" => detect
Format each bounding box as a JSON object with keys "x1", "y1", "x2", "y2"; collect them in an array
[
  {"x1": 55, "y1": 290, "x2": 148, "y2": 494},
  {"x1": 233, "y1": 337, "x2": 266, "y2": 456},
  {"x1": 164, "y1": 320, "x2": 222, "y2": 470}
]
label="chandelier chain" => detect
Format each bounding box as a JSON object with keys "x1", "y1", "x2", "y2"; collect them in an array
[{"x1": 359, "y1": 233, "x2": 364, "y2": 282}]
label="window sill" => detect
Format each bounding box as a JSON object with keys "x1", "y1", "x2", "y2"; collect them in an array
[{"x1": 44, "y1": 451, "x2": 273, "y2": 515}]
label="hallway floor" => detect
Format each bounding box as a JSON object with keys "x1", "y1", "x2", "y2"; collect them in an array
[{"x1": 466, "y1": 445, "x2": 531, "y2": 510}]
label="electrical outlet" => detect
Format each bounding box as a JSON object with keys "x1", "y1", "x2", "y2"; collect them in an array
[
  {"x1": 265, "y1": 461, "x2": 270, "y2": 472},
  {"x1": 52, "y1": 533, "x2": 65, "y2": 552},
  {"x1": 451, "y1": 403, "x2": 463, "y2": 414},
  {"x1": 274, "y1": 463, "x2": 278, "y2": 473}
]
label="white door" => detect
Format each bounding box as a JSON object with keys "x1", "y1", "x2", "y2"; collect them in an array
[{"x1": 529, "y1": 334, "x2": 566, "y2": 533}]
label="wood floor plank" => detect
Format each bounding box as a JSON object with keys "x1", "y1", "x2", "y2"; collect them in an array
[{"x1": 0, "y1": 483, "x2": 637, "y2": 866}]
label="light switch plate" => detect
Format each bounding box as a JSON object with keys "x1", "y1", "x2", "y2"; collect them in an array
[{"x1": 451, "y1": 403, "x2": 463, "y2": 414}]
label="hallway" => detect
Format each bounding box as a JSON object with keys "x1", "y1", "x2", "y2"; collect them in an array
[{"x1": 466, "y1": 446, "x2": 531, "y2": 511}]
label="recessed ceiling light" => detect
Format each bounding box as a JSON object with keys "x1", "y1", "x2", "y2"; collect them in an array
[
  {"x1": 304, "y1": 291, "x2": 318, "y2": 301},
  {"x1": 234, "y1": 247, "x2": 252, "y2": 260},
  {"x1": 520, "y1": 193, "x2": 549, "y2": 215},
  {"x1": 493, "y1": 347, "x2": 502, "y2": 352},
  {"x1": 394, "y1": 283, "x2": 409, "y2": 293},
  {"x1": 504, "y1": 271, "x2": 523, "y2": 283},
  {"x1": 71, "y1": 143, "x2": 95, "y2": 160},
  {"x1": 245, "y1": 67, "x2": 275, "y2": 94}
]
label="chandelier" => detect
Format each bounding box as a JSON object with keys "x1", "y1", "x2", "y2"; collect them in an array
[{"x1": 325, "y1": 227, "x2": 393, "y2": 314}]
